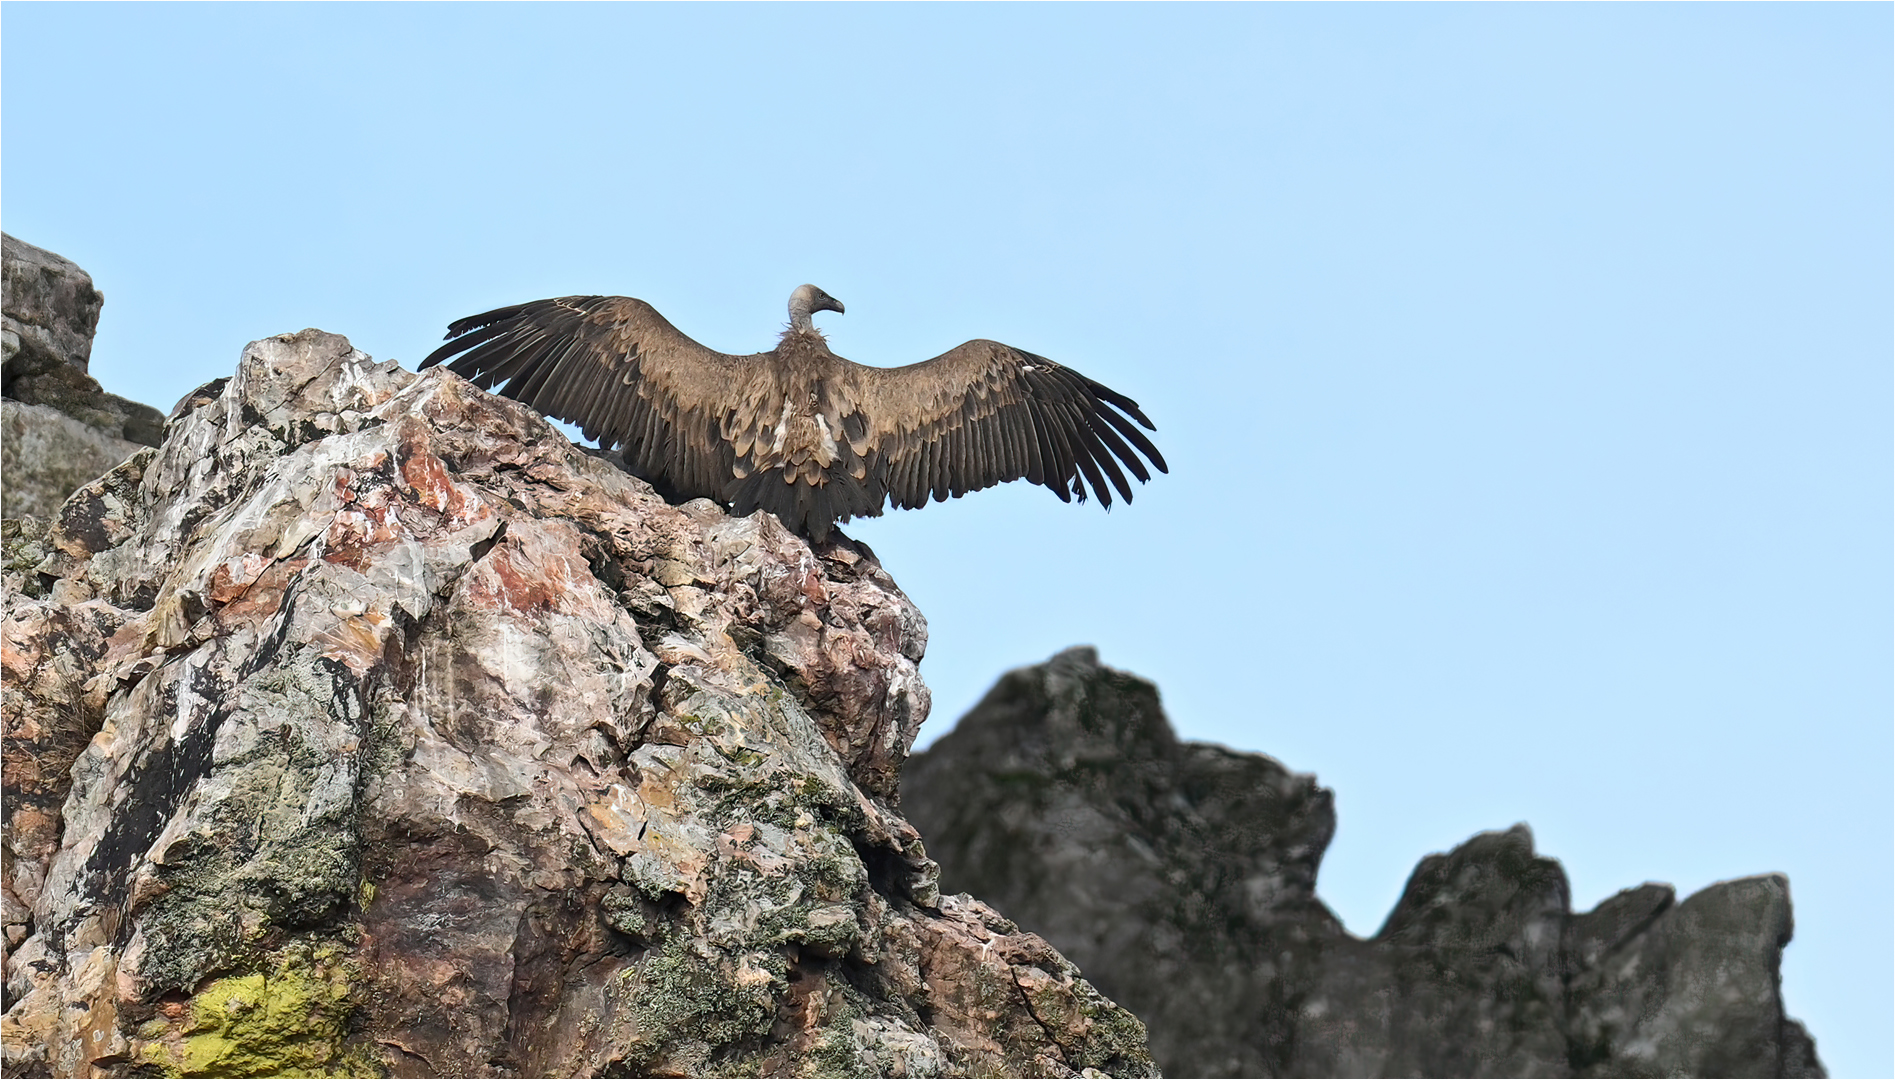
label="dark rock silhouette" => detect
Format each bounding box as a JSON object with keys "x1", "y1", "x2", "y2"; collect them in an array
[
  {"x1": 903, "y1": 647, "x2": 1824, "y2": 1079},
  {"x1": 1, "y1": 331, "x2": 1154, "y2": 1077}
]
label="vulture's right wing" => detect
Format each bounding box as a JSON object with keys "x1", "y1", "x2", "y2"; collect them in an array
[{"x1": 421, "y1": 295, "x2": 769, "y2": 501}]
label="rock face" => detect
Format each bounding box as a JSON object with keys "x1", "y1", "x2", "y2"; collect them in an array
[
  {"x1": 1, "y1": 331, "x2": 1155, "y2": 1078},
  {"x1": 1, "y1": 234, "x2": 103, "y2": 378},
  {"x1": 2, "y1": 233, "x2": 165, "y2": 520},
  {"x1": 2, "y1": 402, "x2": 152, "y2": 524},
  {"x1": 903, "y1": 647, "x2": 1825, "y2": 1079}
]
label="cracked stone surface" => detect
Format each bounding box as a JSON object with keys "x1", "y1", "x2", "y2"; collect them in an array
[
  {"x1": 1, "y1": 330, "x2": 1155, "y2": 1078},
  {"x1": 904, "y1": 647, "x2": 1824, "y2": 1079}
]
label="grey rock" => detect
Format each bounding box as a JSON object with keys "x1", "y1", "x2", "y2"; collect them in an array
[
  {"x1": 0, "y1": 331, "x2": 1154, "y2": 1078},
  {"x1": 1, "y1": 233, "x2": 102, "y2": 377},
  {"x1": 904, "y1": 647, "x2": 1824, "y2": 1079},
  {"x1": 1, "y1": 401, "x2": 148, "y2": 520},
  {"x1": 1565, "y1": 875, "x2": 1819, "y2": 1078},
  {"x1": 2, "y1": 235, "x2": 166, "y2": 520}
]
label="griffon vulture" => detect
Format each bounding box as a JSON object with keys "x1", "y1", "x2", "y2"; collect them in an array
[{"x1": 420, "y1": 285, "x2": 1167, "y2": 542}]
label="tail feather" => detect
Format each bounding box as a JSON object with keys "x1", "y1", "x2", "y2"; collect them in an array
[{"x1": 724, "y1": 464, "x2": 882, "y2": 542}]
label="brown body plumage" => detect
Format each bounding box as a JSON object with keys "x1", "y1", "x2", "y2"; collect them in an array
[{"x1": 420, "y1": 286, "x2": 1166, "y2": 542}]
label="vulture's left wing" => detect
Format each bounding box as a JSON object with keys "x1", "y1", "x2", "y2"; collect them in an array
[{"x1": 844, "y1": 340, "x2": 1167, "y2": 511}]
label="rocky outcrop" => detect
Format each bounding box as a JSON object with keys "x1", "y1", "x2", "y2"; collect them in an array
[
  {"x1": 1, "y1": 331, "x2": 1154, "y2": 1078},
  {"x1": 1, "y1": 234, "x2": 103, "y2": 379},
  {"x1": 2, "y1": 233, "x2": 165, "y2": 520},
  {"x1": 903, "y1": 647, "x2": 1824, "y2": 1079}
]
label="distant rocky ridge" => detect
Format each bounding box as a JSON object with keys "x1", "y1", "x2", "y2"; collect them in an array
[
  {"x1": 2, "y1": 233, "x2": 165, "y2": 520},
  {"x1": 1, "y1": 329, "x2": 1154, "y2": 1077},
  {"x1": 903, "y1": 647, "x2": 1825, "y2": 1079}
]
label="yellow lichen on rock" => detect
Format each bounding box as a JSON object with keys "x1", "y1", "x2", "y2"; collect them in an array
[{"x1": 131, "y1": 946, "x2": 365, "y2": 1079}]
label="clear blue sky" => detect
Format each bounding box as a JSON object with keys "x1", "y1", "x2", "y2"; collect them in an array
[{"x1": 5, "y1": 4, "x2": 1887, "y2": 1073}]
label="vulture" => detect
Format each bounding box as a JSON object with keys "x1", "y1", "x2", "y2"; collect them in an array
[{"x1": 420, "y1": 285, "x2": 1167, "y2": 542}]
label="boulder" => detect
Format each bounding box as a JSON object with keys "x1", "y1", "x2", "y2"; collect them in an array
[
  {"x1": 2, "y1": 234, "x2": 166, "y2": 520},
  {"x1": 903, "y1": 647, "x2": 1824, "y2": 1079},
  {"x1": 1, "y1": 233, "x2": 103, "y2": 378},
  {"x1": 0, "y1": 331, "x2": 1155, "y2": 1078}
]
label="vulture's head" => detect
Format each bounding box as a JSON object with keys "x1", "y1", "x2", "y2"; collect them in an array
[{"x1": 787, "y1": 284, "x2": 845, "y2": 331}]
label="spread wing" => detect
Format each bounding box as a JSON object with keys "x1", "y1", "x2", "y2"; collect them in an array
[
  {"x1": 420, "y1": 295, "x2": 772, "y2": 502},
  {"x1": 843, "y1": 340, "x2": 1168, "y2": 511}
]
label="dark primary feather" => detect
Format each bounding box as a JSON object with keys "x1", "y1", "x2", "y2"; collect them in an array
[{"x1": 422, "y1": 292, "x2": 1167, "y2": 541}]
